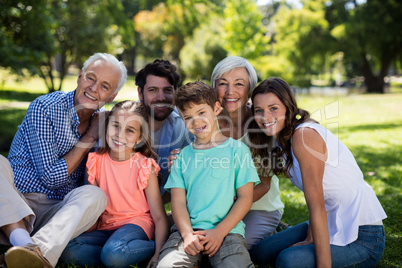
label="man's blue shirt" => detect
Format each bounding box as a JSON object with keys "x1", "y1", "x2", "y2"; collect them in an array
[
  {"x1": 8, "y1": 90, "x2": 94, "y2": 200},
  {"x1": 152, "y1": 109, "x2": 193, "y2": 195}
]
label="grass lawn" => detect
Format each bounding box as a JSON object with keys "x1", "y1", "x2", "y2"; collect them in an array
[{"x1": 0, "y1": 73, "x2": 401, "y2": 267}]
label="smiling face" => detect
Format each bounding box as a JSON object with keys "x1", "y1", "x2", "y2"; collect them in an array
[
  {"x1": 106, "y1": 110, "x2": 143, "y2": 161},
  {"x1": 138, "y1": 75, "x2": 175, "y2": 122},
  {"x1": 215, "y1": 67, "x2": 250, "y2": 114},
  {"x1": 74, "y1": 60, "x2": 120, "y2": 112},
  {"x1": 182, "y1": 102, "x2": 221, "y2": 143},
  {"x1": 253, "y1": 92, "x2": 287, "y2": 138}
]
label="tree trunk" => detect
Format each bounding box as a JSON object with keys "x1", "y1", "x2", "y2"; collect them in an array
[
  {"x1": 127, "y1": 49, "x2": 136, "y2": 76},
  {"x1": 360, "y1": 52, "x2": 390, "y2": 94},
  {"x1": 366, "y1": 77, "x2": 384, "y2": 93}
]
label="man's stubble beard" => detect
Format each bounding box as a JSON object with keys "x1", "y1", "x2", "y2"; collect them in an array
[{"x1": 144, "y1": 102, "x2": 174, "y2": 122}]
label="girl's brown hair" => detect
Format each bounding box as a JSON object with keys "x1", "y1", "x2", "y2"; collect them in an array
[
  {"x1": 248, "y1": 77, "x2": 316, "y2": 177},
  {"x1": 97, "y1": 100, "x2": 158, "y2": 161}
]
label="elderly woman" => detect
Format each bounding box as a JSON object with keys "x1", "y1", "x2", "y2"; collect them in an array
[
  {"x1": 170, "y1": 56, "x2": 284, "y2": 251},
  {"x1": 211, "y1": 56, "x2": 284, "y2": 250}
]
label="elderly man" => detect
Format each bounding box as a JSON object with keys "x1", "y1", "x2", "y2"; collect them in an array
[
  {"x1": 135, "y1": 59, "x2": 193, "y2": 203},
  {"x1": 0, "y1": 53, "x2": 127, "y2": 268}
]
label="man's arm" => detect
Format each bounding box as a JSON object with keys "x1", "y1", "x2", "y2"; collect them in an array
[
  {"x1": 25, "y1": 100, "x2": 105, "y2": 189},
  {"x1": 64, "y1": 112, "x2": 107, "y2": 176}
]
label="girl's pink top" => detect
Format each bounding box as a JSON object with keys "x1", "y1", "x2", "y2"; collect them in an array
[{"x1": 87, "y1": 152, "x2": 160, "y2": 239}]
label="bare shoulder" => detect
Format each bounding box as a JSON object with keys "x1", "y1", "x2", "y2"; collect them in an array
[
  {"x1": 293, "y1": 127, "x2": 327, "y2": 160},
  {"x1": 293, "y1": 127, "x2": 323, "y2": 144}
]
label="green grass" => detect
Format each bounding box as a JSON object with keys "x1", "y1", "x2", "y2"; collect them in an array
[{"x1": 0, "y1": 73, "x2": 401, "y2": 267}]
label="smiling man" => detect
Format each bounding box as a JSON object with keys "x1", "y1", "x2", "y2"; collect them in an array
[
  {"x1": 135, "y1": 60, "x2": 193, "y2": 203},
  {"x1": 1, "y1": 53, "x2": 127, "y2": 268}
]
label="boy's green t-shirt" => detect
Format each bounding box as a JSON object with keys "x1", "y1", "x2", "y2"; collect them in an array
[{"x1": 165, "y1": 138, "x2": 260, "y2": 237}]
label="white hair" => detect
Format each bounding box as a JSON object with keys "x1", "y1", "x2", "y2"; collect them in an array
[
  {"x1": 211, "y1": 56, "x2": 258, "y2": 96},
  {"x1": 82, "y1": 53, "x2": 128, "y2": 93}
]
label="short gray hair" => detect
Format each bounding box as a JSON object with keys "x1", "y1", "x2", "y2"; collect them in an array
[
  {"x1": 82, "y1": 53, "x2": 128, "y2": 93},
  {"x1": 211, "y1": 56, "x2": 258, "y2": 96}
]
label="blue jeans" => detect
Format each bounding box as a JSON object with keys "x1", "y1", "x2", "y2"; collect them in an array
[
  {"x1": 250, "y1": 222, "x2": 385, "y2": 268},
  {"x1": 60, "y1": 224, "x2": 155, "y2": 268}
]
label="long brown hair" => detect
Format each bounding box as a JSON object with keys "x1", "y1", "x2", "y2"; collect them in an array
[
  {"x1": 97, "y1": 100, "x2": 158, "y2": 161},
  {"x1": 248, "y1": 78, "x2": 316, "y2": 177}
]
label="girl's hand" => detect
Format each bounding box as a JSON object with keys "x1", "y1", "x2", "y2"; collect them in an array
[
  {"x1": 194, "y1": 229, "x2": 224, "y2": 257},
  {"x1": 167, "y1": 148, "x2": 181, "y2": 172}
]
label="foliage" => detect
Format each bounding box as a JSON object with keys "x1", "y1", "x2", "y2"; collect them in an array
[
  {"x1": 326, "y1": 0, "x2": 402, "y2": 93},
  {"x1": 135, "y1": 1, "x2": 212, "y2": 63},
  {"x1": 116, "y1": 0, "x2": 167, "y2": 75},
  {"x1": 251, "y1": 55, "x2": 294, "y2": 84},
  {"x1": 44, "y1": 0, "x2": 118, "y2": 92},
  {"x1": 0, "y1": 0, "x2": 129, "y2": 93},
  {"x1": 179, "y1": 15, "x2": 227, "y2": 81},
  {"x1": 222, "y1": 0, "x2": 269, "y2": 60},
  {"x1": 273, "y1": 0, "x2": 334, "y2": 87},
  {"x1": 0, "y1": 0, "x2": 53, "y2": 76}
]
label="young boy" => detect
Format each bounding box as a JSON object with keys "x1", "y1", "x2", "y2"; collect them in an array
[{"x1": 157, "y1": 81, "x2": 259, "y2": 268}]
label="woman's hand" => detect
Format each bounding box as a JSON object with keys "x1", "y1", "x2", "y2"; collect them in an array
[
  {"x1": 167, "y1": 148, "x2": 181, "y2": 172},
  {"x1": 290, "y1": 240, "x2": 313, "y2": 247},
  {"x1": 290, "y1": 223, "x2": 313, "y2": 247}
]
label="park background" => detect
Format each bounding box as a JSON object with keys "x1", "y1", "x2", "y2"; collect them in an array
[{"x1": 1, "y1": 0, "x2": 401, "y2": 267}]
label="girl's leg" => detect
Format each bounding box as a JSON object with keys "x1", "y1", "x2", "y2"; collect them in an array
[
  {"x1": 243, "y1": 209, "x2": 282, "y2": 250},
  {"x1": 59, "y1": 229, "x2": 112, "y2": 266},
  {"x1": 249, "y1": 221, "x2": 308, "y2": 266},
  {"x1": 275, "y1": 225, "x2": 385, "y2": 268},
  {"x1": 101, "y1": 224, "x2": 155, "y2": 268}
]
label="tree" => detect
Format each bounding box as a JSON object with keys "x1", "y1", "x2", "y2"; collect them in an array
[
  {"x1": 0, "y1": 0, "x2": 53, "y2": 77},
  {"x1": 42, "y1": 0, "x2": 119, "y2": 92},
  {"x1": 1, "y1": 0, "x2": 122, "y2": 93},
  {"x1": 223, "y1": 0, "x2": 269, "y2": 60},
  {"x1": 327, "y1": 0, "x2": 402, "y2": 93},
  {"x1": 273, "y1": 0, "x2": 335, "y2": 86},
  {"x1": 114, "y1": 0, "x2": 167, "y2": 75},
  {"x1": 135, "y1": 1, "x2": 214, "y2": 64},
  {"x1": 179, "y1": 16, "x2": 227, "y2": 81}
]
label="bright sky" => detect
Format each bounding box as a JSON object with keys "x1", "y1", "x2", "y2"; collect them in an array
[
  {"x1": 256, "y1": 0, "x2": 366, "y2": 8},
  {"x1": 257, "y1": 0, "x2": 303, "y2": 8}
]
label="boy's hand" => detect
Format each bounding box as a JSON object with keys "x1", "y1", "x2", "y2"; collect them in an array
[
  {"x1": 193, "y1": 229, "x2": 224, "y2": 257},
  {"x1": 183, "y1": 233, "x2": 204, "y2": 256}
]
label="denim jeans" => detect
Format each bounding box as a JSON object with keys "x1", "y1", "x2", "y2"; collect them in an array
[
  {"x1": 60, "y1": 223, "x2": 155, "y2": 268},
  {"x1": 250, "y1": 222, "x2": 385, "y2": 268}
]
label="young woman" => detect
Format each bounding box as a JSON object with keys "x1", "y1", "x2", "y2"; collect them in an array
[
  {"x1": 60, "y1": 101, "x2": 169, "y2": 268},
  {"x1": 248, "y1": 77, "x2": 386, "y2": 267}
]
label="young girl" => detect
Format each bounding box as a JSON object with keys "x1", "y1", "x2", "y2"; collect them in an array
[
  {"x1": 60, "y1": 100, "x2": 169, "y2": 268},
  {"x1": 248, "y1": 78, "x2": 386, "y2": 268}
]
